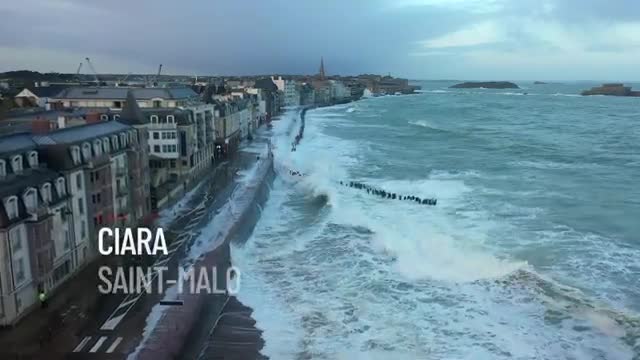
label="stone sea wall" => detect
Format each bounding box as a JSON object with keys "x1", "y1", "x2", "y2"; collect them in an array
[{"x1": 132, "y1": 151, "x2": 276, "y2": 360}]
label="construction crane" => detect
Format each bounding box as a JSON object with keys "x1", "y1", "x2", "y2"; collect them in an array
[
  {"x1": 153, "y1": 64, "x2": 163, "y2": 87},
  {"x1": 85, "y1": 57, "x2": 100, "y2": 86},
  {"x1": 75, "y1": 62, "x2": 83, "y2": 82}
]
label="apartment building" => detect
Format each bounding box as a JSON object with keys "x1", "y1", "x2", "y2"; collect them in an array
[{"x1": 0, "y1": 136, "x2": 74, "y2": 325}]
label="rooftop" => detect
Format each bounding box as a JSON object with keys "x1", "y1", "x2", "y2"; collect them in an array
[{"x1": 53, "y1": 87, "x2": 198, "y2": 100}]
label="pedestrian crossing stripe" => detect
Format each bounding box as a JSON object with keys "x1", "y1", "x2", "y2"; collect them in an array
[{"x1": 72, "y1": 336, "x2": 123, "y2": 353}]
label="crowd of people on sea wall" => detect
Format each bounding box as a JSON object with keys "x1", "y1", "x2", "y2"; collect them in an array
[{"x1": 341, "y1": 181, "x2": 437, "y2": 206}]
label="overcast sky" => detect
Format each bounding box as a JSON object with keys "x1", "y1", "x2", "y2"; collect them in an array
[{"x1": 1, "y1": 0, "x2": 639, "y2": 80}]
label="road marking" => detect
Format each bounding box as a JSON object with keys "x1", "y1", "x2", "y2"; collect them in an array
[
  {"x1": 73, "y1": 336, "x2": 92, "y2": 352},
  {"x1": 89, "y1": 336, "x2": 108, "y2": 353},
  {"x1": 117, "y1": 296, "x2": 139, "y2": 310},
  {"x1": 100, "y1": 313, "x2": 126, "y2": 331},
  {"x1": 106, "y1": 337, "x2": 123, "y2": 353}
]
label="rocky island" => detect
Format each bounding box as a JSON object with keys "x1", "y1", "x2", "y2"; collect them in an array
[
  {"x1": 450, "y1": 81, "x2": 519, "y2": 89},
  {"x1": 533, "y1": 81, "x2": 547, "y2": 85},
  {"x1": 581, "y1": 83, "x2": 640, "y2": 97}
]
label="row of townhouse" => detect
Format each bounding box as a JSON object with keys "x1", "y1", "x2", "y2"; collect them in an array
[
  {"x1": 0, "y1": 83, "x2": 275, "y2": 325},
  {"x1": 47, "y1": 86, "x2": 260, "y2": 208},
  {"x1": 0, "y1": 120, "x2": 150, "y2": 325}
]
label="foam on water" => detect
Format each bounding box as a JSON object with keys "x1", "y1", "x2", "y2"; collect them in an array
[{"x1": 232, "y1": 102, "x2": 639, "y2": 359}]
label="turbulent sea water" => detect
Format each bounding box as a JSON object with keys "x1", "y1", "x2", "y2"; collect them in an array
[{"x1": 232, "y1": 81, "x2": 640, "y2": 359}]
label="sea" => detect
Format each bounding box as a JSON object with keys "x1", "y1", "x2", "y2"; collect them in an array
[{"x1": 231, "y1": 81, "x2": 640, "y2": 360}]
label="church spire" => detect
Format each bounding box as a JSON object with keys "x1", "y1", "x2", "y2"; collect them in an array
[{"x1": 318, "y1": 56, "x2": 326, "y2": 80}]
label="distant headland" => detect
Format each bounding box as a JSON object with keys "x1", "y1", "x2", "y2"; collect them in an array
[
  {"x1": 450, "y1": 81, "x2": 519, "y2": 89},
  {"x1": 581, "y1": 83, "x2": 640, "y2": 97}
]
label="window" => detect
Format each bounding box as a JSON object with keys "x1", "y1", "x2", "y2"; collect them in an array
[
  {"x1": 93, "y1": 140, "x2": 102, "y2": 156},
  {"x1": 153, "y1": 100, "x2": 161, "y2": 108},
  {"x1": 112, "y1": 135, "x2": 119, "y2": 150},
  {"x1": 114, "y1": 101, "x2": 122, "y2": 109},
  {"x1": 100, "y1": 114, "x2": 109, "y2": 121},
  {"x1": 14, "y1": 258, "x2": 25, "y2": 284},
  {"x1": 154, "y1": 145, "x2": 160, "y2": 152},
  {"x1": 161, "y1": 132, "x2": 167, "y2": 140},
  {"x1": 11, "y1": 155, "x2": 22, "y2": 173},
  {"x1": 10, "y1": 228, "x2": 22, "y2": 252},
  {"x1": 167, "y1": 115, "x2": 175, "y2": 123},
  {"x1": 41, "y1": 183, "x2": 52, "y2": 203},
  {"x1": 120, "y1": 133, "x2": 127, "y2": 147},
  {"x1": 103, "y1": 138, "x2": 110, "y2": 153},
  {"x1": 170, "y1": 160, "x2": 176, "y2": 168},
  {"x1": 81, "y1": 220, "x2": 86, "y2": 239},
  {"x1": 77, "y1": 198, "x2": 84, "y2": 215},
  {"x1": 0, "y1": 159, "x2": 5, "y2": 177},
  {"x1": 113, "y1": 114, "x2": 121, "y2": 120},
  {"x1": 162, "y1": 145, "x2": 168, "y2": 152},
  {"x1": 150, "y1": 115, "x2": 159, "y2": 123},
  {"x1": 153, "y1": 132, "x2": 159, "y2": 140},
  {"x1": 70, "y1": 146, "x2": 81, "y2": 165},
  {"x1": 28, "y1": 151, "x2": 38, "y2": 168},
  {"x1": 171, "y1": 145, "x2": 177, "y2": 152},
  {"x1": 76, "y1": 173, "x2": 83, "y2": 189},
  {"x1": 92, "y1": 193, "x2": 101, "y2": 204},
  {"x1": 90, "y1": 171, "x2": 99, "y2": 183},
  {"x1": 4, "y1": 196, "x2": 18, "y2": 219},
  {"x1": 82, "y1": 143, "x2": 91, "y2": 160},
  {"x1": 56, "y1": 178, "x2": 66, "y2": 196},
  {"x1": 23, "y1": 188, "x2": 37, "y2": 214}
]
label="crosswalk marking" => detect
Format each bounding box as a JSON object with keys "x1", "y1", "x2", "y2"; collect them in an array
[
  {"x1": 73, "y1": 336, "x2": 92, "y2": 352},
  {"x1": 89, "y1": 336, "x2": 108, "y2": 353},
  {"x1": 106, "y1": 337, "x2": 123, "y2": 353}
]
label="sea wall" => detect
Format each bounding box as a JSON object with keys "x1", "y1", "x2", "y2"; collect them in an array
[{"x1": 132, "y1": 151, "x2": 276, "y2": 360}]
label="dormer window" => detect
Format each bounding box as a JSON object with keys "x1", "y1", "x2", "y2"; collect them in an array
[
  {"x1": 4, "y1": 196, "x2": 18, "y2": 219},
  {"x1": 0, "y1": 160, "x2": 5, "y2": 178},
  {"x1": 11, "y1": 155, "x2": 23, "y2": 174},
  {"x1": 23, "y1": 188, "x2": 37, "y2": 214},
  {"x1": 93, "y1": 140, "x2": 102, "y2": 156},
  {"x1": 56, "y1": 177, "x2": 66, "y2": 197},
  {"x1": 28, "y1": 151, "x2": 38, "y2": 168},
  {"x1": 100, "y1": 114, "x2": 109, "y2": 121},
  {"x1": 167, "y1": 115, "x2": 175, "y2": 123},
  {"x1": 102, "y1": 138, "x2": 110, "y2": 153},
  {"x1": 112, "y1": 135, "x2": 119, "y2": 150},
  {"x1": 70, "y1": 146, "x2": 81, "y2": 165},
  {"x1": 113, "y1": 114, "x2": 120, "y2": 120},
  {"x1": 150, "y1": 115, "x2": 159, "y2": 124},
  {"x1": 120, "y1": 133, "x2": 127, "y2": 147},
  {"x1": 41, "y1": 183, "x2": 52, "y2": 203},
  {"x1": 82, "y1": 142, "x2": 92, "y2": 161}
]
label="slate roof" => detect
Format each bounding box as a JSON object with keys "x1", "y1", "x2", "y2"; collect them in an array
[
  {"x1": 54, "y1": 87, "x2": 198, "y2": 100},
  {"x1": 32, "y1": 121, "x2": 131, "y2": 145},
  {"x1": 0, "y1": 133, "x2": 37, "y2": 155},
  {"x1": 23, "y1": 85, "x2": 70, "y2": 98}
]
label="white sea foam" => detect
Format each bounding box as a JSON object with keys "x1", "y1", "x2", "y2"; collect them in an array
[{"x1": 231, "y1": 104, "x2": 639, "y2": 359}]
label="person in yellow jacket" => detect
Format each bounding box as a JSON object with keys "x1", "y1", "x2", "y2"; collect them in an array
[{"x1": 38, "y1": 289, "x2": 47, "y2": 309}]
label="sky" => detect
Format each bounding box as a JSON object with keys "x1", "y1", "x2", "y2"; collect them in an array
[{"x1": 1, "y1": 0, "x2": 639, "y2": 80}]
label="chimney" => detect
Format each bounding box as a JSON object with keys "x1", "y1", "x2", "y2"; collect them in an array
[
  {"x1": 86, "y1": 112, "x2": 100, "y2": 123},
  {"x1": 32, "y1": 116, "x2": 50, "y2": 134},
  {"x1": 57, "y1": 115, "x2": 67, "y2": 129}
]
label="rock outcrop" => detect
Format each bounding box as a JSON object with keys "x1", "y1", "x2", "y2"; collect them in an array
[
  {"x1": 581, "y1": 83, "x2": 640, "y2": 97},
  {"x1": 450, "y1": 81, "x2": 519, "y2": 89}
]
